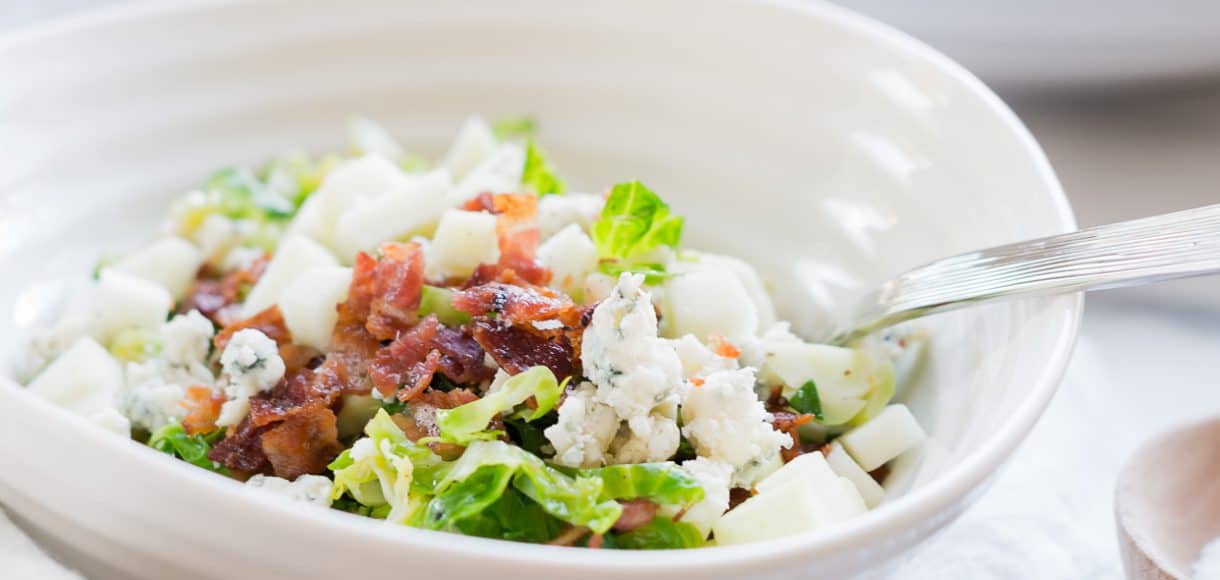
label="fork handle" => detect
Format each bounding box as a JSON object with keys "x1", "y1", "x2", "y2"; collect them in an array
[{"x1": 834, "y1": 203, "x2": 1220, "y2": 344}]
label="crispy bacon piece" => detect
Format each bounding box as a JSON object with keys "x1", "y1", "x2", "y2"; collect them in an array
[
  {"x1": 368, "y1": 316, "x2": 494, "y2": 400},
  {"x1": 180, "y1": 385, "x2": 225, "y2": 435},
  {"x1": 369, "y1": 317, "x2": 440, "y2": 399},
  {"x1": 259, "y1": 401, "x2": 343, "y2": 480},
  {"x1": 612, "y1": 499, "x2": 659, "y2": 533},
  {"x1": 461, "y1": 192, "x2": 496, "y2": 213},
  {"x1": 365, "y1": 242, "x2": 425, "y2": 341},
  {"x1": 460, "y1": 193, "x2": 551, "y2": 285},
  {"x1": 213, "y1": 306, "x2": 291, "y2": 353},
  {"x1": 279, "y1": 343, "x2": 323, "y2": 376},
  {"x1": 492, "y1": 193, "x2": 549, "y2": 282},
  {"x1": 213, "y1": 368, "x2": 347, "y2": 478},
  {"x1": 771, "y1": 410, "x2": 816, "y2": 463},
  {"x1": 431, "y1": 325, "x2": 495, "y2": 384},
  {"x1": 209, "y1": 420, "x2": 273, "y2": 474},
  {"x1": 180, "y1": 255, "x2": 269, "y2": 325},
  {"x1": 452, "y1": 282, "x2": 581, "y2": 326},
  {"x1": 470, "y1": 318, "x2": 577, "y2": 381}
]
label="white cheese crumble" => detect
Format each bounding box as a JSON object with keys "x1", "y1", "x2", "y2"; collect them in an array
[
  {"x1": 681, "y1": 368, "x2": 790, "y2": 487},
  {"x1": 545, "y1": 382, "x2": 619, "y2": 468},
  {"x1": 547, "y1": 273, "x2": 687, "y2": 467},
  {"x1": 669, "y1": 334, "x2": 738, "y2": 379},
  {"x1": 606, "y1": 412, "x2": 680, "y2": 465},
  {"x1": 245, "y1": 474, "x2": 334, "y2": 507},
  {"x1": 215, "y1": 329, "x2": 285, "y2": 427},
  {"x1": 120, "y1": 310, "x2": 217, "y2": 432},
  {"x1": 581, "y1": 273, "x2": 685, "y2": 419}
]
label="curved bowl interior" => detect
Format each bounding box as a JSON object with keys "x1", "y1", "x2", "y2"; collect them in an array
[{"x1": 0, "y1": 0, "x2": 1079, "y2": 578}]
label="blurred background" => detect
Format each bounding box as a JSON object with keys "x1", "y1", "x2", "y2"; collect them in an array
[{"x1": 2, "y1": 1, "x2": 1218, "y2": 578}]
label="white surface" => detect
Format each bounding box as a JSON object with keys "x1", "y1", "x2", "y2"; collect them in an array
[
  {"x1": 0, "y1": 507, "x2": 81, "y2": 580},
  {"x1": 836, "y1": 0, "x2": 1220, "y2": 92},
  {"x1": 0, "y1": 0, "x2": 1079, "y2": 578}
]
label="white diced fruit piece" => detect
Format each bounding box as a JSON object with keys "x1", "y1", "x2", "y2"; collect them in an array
[
  {"x1": 242, "y1": 234, "x2": 338, "y2": 317},
  {"x1": 279, "y1": 266, "x2": 352, "y2": 351},
  {"x1": 448, "y1": 144, "x2": 525, "y2": 205},
  {"x1": 441, "y1": 116, "x2": 498, "y2": 181},
  {"x1": 27, "y1": 338, "x2": 125, "y2": 424},
  {"x1": 537, "y1": 224, "x2": 598, "y2": 299},
  {"x1": 109, "y1": 237, "x2": 203, "y2": 300},
  {"x1": 95, "y1": 270, "x2": 172, "y2": 343},
  {"x1": 662, "y1": 268, "x2": 757, "y2": 340},
  {"x1": 331, "y1": 169, "x2": 453, "y2": 260},
  {"x1": 713, "y1": 476, "x2": 832, "y2": 546},
  {"x1": 291, "y1": 155, "x2": 410, "y2": 246},
  {"x1": 755, "y1": 450, "x2": 841, "y2": 496},
  {"x1": 347, "y1": 117, "x2": 404, "y2": 160},
  {"x1": 675, "y1": 252, "x2": 776, "y2": 334},
  {"x1": 826, "y1": 442, "x2": 885, "y2": 508},
  {"x1": 537, "y1": 193, "x2": 604, "y2": 239},
  {"x1": 430, "y1": 210, "x2": 499, "y2": 279},
  {"x1": 839, "y1": 404, "x2": 926, "y2": 472}
]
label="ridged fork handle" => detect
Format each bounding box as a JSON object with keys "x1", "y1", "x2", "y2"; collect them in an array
[{"x1": 833, "y1": 203, "x2": 1220, "y2": 344}]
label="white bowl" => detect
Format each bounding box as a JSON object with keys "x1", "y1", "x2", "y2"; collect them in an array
[{"x1": 0, "y1": 0, "x2": 1080, "y2": 578}]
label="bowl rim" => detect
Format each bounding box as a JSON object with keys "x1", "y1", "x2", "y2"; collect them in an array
[{"x1": 0, "y1": 0, "x2": 1083, "y2": 572}]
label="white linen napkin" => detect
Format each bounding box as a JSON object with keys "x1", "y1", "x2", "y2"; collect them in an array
[{"x1": 0, "y1": 507, "x2": 83, "y2": 580}]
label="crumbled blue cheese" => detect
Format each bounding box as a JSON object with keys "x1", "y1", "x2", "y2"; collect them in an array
[
  {"x1": 681, "y1": 368, "x2": 790, "y2": 487},
  {"x1": 245, "y1": 474, "x2": 334, "y2": 507},
  {"x1": 548, "y1": 274, "x2": 687, "y2": 467},
  {"x1": 581, "y1": 273, "x2": 685, "y2": 418},
  {"x1": 605, "y1": 412, "x2": 680, "y2": 465},
  {"x1": 120, "y1": 310, "x2": 217, "y2": 432},
  {"x1": 669, "y1": 334, "x2": 738, "y2": 379},
  {"x1": 544, "y1": 382, "x2": 619, "y2": 468},
  {"x1": 216, "y1": 329, "x2": 285, "y2": 427}
]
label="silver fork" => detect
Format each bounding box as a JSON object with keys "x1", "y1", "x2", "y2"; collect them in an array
[{"x1": 831, "y1": 203, "x2": 1220, "y2": 345}]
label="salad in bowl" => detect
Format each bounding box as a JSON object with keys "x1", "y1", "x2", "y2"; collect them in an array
[{"x1": 18, "y1": 118, "x2": 926, "y2": 549}]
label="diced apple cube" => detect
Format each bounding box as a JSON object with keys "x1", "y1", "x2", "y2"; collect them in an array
[
  {"x1": 292, "y1": 155, "x2": 410, "y2": 246},
  {"x1": 839, "y1": 404, "x2": 926, "y2": 472},
  {"x1": 109, "y1": 237, "x2": 203, "y2": 301},
  {"x1": 441, "y1": 117, "x2": 498, "y2": 181},
  {"x1": 754, "y1": 450, "x2": 841, "y2": 496},
  {"x1": 95, "y1": 270, "x2": 172, "y2": 343},
  {"x1": 662, "y1": 268, "x2": 758, "y2": 340},
  {"x1": 537, "y1": 224, "x2": 598, "y2": 300},
  {"x1": 713, "y1": 476, "x2": 832, "y2": 546},
  {"x1": 676, "y1": 252, "x2": 776, "y2": 333},
  {"x1": 331, "y1": 169, "x2": 453, "y2": 260},
  {"x1": 242, "y1": 234, "x2": 338, "y2": 317},
  {"x1": 751, "y1": 453, "x2": 868, "y2": 523},
  {"x1": 27, "y1": 338, "x2": 125, "y2": 425},
  {"x1": 825, "y1": 442, "x2": 886, "y2": 508},
  {"x1": 448, "y1": 144, "x2": 525, "y2": 205},
  {"x1": 278, "y1": 266, "x2": 352, "y2": 351},
  {"x1": 430, "y1": 210, "x2": 499, "y2": 279}
]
